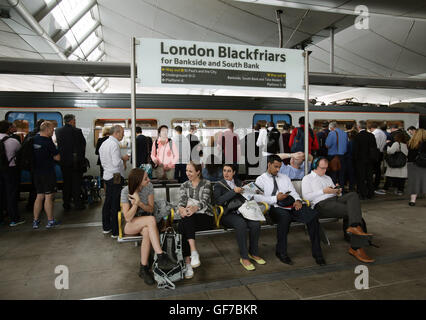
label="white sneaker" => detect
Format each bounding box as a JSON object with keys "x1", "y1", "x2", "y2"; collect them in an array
[
  {"x1": 103, "y1": 229, "x2": 112, "y2": 234},
  {"x1": 184, "y1": 264, "x2": 194, "y2": 279},
  {"x1": 190, "y1": 251, "x2": 200, "y2": 268},
  {"x1": 374, "y1": 189, "x2": 386, "y2": 195}
]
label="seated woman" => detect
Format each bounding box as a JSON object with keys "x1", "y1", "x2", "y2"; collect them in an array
[
  {"x1": 213, "y1": 164, "x2": 265, "y2": 271},
  {"x1": 121, "y1": 168, "x2": 175, "y2": 285},
  {"x1": 178, "y1": 161, "x2": 214, "y2": 279}
]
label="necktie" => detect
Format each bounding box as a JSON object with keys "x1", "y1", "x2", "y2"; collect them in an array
[{"x1": 272, "y1": 175, "x2": 278, "y2": 196}]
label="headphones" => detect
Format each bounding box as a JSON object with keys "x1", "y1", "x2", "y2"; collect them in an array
[{"x1": 312, "y1": 156, "x2": 327, "y2": 170}]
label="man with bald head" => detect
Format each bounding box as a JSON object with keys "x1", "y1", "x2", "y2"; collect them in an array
[{"x1": 99, "y1": 125, "x2": 129, "y2": 238}]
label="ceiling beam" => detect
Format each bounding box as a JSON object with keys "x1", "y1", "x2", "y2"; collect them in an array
[
  {"x1": 51, "y1": 0, "x2": 96, "y2": 43},
  {"x1": 34, "y1": 0, "x2": 63, "y2": 22},
  {"x1": 65, "y1": 21, "x2": 101, "y2": 58},
  {"x1": 0, "y1": 58, "x2": 425, "y2": 90}
]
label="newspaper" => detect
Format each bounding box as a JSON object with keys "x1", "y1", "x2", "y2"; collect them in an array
[{"x1": 241, "y1": 182, "x2": 263, "y2": 201}]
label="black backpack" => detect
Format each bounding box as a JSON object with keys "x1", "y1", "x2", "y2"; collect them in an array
[
  {"x1": 0, "y1": 136, "x2": 11, "y2": 172},
  {"x1": 291, "y1": 127, "x2": 314, "y2": 153},
  {"x1": 267, "y1": 128, "x2": 281, "y2": 154},
  {"x1": 15, "y1": 135, "x2": 35, "y2": 171}
]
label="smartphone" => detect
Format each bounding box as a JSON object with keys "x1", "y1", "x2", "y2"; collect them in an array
[
  {"x1": 285, "y1": 191, "x2": 292, "y2": 195},
  {"x1": 333, "y1": 186, "x2": 342, "y2": 189}
]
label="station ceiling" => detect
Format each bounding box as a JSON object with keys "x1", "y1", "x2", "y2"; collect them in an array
[{"x1": 0, "y1": 0, "x2": 425, "y2": 104}]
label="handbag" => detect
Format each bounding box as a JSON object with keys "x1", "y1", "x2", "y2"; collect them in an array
[
  {"x1": 328, "y1": 131, "x2": 341, "y2": 172},
  {"x1": 238, "y1": 200, "x2": 265, "y2": 221},
  {"x1": 385, "y1": 143, "x2": 407, "y2": 168}
]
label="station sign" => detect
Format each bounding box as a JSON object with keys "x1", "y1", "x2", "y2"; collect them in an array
[{"x1": 136, "y1": 38, "x2": 304, "y2": 92}]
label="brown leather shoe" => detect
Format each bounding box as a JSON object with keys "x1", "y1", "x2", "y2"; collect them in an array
[
  {"x1": 346, "y1": 226, "x2": 373, "y2": 236},
  {"x1": 348, "y1": 248, "x2": 375, "y2": 263}
]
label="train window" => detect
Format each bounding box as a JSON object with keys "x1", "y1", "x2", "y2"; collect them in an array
[
  {"x1": 94, "y1": 119, "x2": 157, "y2": 149},
  {"x1": 367, "y1": 120, "x2": 404, "y2": 130},
  {"x1": 253, "y1": 114, "x2": 292, "y2": 131},
  {"x1": 313, "y1": 119, "x2": 356, "y2": 132},
  {"x1": 94, "y1": 119, "x2": 127, "y2": 148},
  {"x1": 171, "y1": 118, "x2": 228, "y2": 146},
  {"x1": 6, "y1": 111, "x2": 62, "y2": 135}
]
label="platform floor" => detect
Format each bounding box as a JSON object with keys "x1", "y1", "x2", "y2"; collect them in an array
[{"x1": 0, "y1": 193, "x2": 425, "y2": 300}]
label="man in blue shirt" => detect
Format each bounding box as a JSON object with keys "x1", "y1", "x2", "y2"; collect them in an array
[
  {"x1": 278, "y1": 152, "x2": 312, "y2": 180},
  {"x1": 325, "y1": 121, "x2": 348, "y2": 187}
]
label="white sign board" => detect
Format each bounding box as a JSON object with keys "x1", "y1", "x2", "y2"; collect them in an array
[{"x1": 136, "y1": 38, "x2": 305, "y2": 92}]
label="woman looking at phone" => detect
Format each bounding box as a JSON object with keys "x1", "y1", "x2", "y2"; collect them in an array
[{"x1": 120, "y1": 168, "x2": 175, "y2": 285}]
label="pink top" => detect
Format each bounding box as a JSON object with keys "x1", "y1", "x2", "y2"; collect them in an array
[{"x1": 151, "y1": 138, "x2": 179, "y2": 170}]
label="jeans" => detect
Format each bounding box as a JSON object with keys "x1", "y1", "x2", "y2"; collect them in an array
[{"x1": 0, "y1": 167, "x2": 20, "y2": 222}]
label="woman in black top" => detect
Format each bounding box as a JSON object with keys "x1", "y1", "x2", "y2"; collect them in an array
[
  {"x1": 406, "y1": 128, "x2": 426, "y2": 206},
  {"x1": 213, "y1": 164, "x2": 265, "y2": 271}
]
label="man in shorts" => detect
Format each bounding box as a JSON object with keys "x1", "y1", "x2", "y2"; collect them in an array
[{"x1": 32, "y1": 121, "x2": 61, "y2": 229}]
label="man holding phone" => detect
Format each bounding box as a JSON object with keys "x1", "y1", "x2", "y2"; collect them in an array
[
  {"x1": 302, "y1": 157, "x2": 375, "y2": 263},
  {"x1": 254, "y1": 155, "x2": 325, "y2": 266}
]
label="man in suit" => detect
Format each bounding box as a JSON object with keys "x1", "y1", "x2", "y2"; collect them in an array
[
  {"x1": 352, "y1": 120, "x2": 377, "y2": 199},
  {"x1": 135, "y1": 126, "x2": 151, "y2": 168},
  {"x1": 55, "y1": 114, "x2": 87, "y2": 211}
]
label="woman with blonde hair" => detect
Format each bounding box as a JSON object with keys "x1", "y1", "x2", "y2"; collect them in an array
[
  {"x1": 407, "y1": 128, "x2": 426, "y2": 206},
  {"x1": 178, "y1": 161, "x2": 214, "y2": 279}
]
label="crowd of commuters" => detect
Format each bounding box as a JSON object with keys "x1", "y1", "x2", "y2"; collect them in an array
[{"x1": 1, "y1": 115, "x2": 425, "y2": 286}]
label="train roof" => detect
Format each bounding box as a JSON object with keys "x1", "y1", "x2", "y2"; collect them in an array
[{"x1": 0, "y1": 91, "x2": 417, "y2": 113}]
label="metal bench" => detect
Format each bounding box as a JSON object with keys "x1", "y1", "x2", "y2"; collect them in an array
[{"x1": 117, "y1": 180, "x2": 338, "y2": 245}]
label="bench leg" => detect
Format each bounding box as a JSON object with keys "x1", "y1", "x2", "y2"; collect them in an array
[{"x1": 319, "y1": 225, "x2": 331, "y2": 246}]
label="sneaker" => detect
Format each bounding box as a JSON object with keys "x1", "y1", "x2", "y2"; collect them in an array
[
  {"x1": 111, "y1": 234, "x2": 118, "y2": 239},
  {"x1": 9, "y1": 219, "x2": 25, "y2": 227},
  {"x1": 374, "y1": 189, "x2": 386, "y2": 195},
  {"x1": 32, "y1": 220, "x2": 40, "y2": 229},
  {"x1": 102, "y1": 229, "x2": 112, "y2": 234},
  {"x1": 190, "y1": 251, "x2": 200, "y2": 268},
  {"x1": 46, "y1": 219, "x2": 60, "y2": 229},
  {"x1": 396, "y1": 191, "x2": 404, "y2": 196},
  {"x1": 184, "y1": 264, "x2": 194, "y2": 279}
]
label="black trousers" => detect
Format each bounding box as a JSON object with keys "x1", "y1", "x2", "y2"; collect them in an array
[
  {"x1": 174, "y1": 164, "x2": 188, "y2": 183},
  {"x1": 315, "y1": 192, "x2": 362, "y2": 226},
  {"x1": 384, "y1": 177, "x2": 406, "y2": 192},
  {"x1": 269, "y1": 206, "x2": 323, "y2": 259},
  {"x1": 0, "y1": 167, "x2": 20, "y2": 222},
  {"x1": 61, "y1": 166, "x2": 83, "y2": 207},
  {"x1": 178, "y1": 214, "x2": 214, "y2": 258},
  {"x1": 222, "y1": 212, "x2": 261, "y2": 259},
  {"x1": 355, "y1": 161, "x2": 374, "y2": 198},
  {"x1": 373, "y1": 152, "x2": 384, "y2": 189},
  {"x1": 328, "y1": 155, "x2": 346, "y2": 187},
  {"x1": 102, "y1": 177, "x2": 123, "y2": 236}
]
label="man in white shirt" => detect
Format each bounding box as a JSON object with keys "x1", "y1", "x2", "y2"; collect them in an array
[
  {"x1": 302, "y1": 157, "x2": 375, "y2": 263},
  {"x1": 254, "y1": 155, "x2": 325, "y2": 266},
  {"x1": 99, "y1": 125, "x2": 129, "y2": 237},
  {"x1": 370, "y1": 122, "x2": 387, "y2": 194}
]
